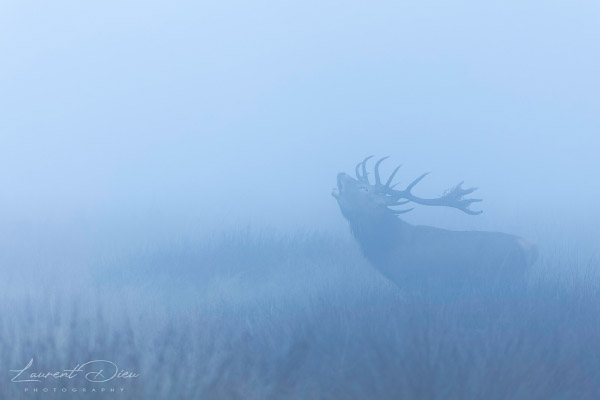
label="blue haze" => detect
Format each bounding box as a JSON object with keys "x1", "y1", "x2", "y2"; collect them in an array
[
  {"x1": 0, "y1": 1, "x2": 599, "y2": 399},
  {"x1": 1, "y1": 0, "x2": 599, "y2": 230}
]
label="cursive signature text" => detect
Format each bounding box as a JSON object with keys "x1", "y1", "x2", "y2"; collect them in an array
[{"x1": 10, "y1": 359, "x2": 140, "y2": 383}]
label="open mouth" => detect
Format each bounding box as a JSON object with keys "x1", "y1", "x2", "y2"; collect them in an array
[{"x1": 331, "y1": 173, "x2": 345, "y2": 198}]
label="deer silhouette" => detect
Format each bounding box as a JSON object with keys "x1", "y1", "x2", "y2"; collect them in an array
[{"x1": 332, "y1": 156, "x2": 537, "y2": 290}]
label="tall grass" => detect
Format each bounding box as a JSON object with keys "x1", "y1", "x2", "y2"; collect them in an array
[{"x1": 1, "y1": 226, "x2": 599, "y2": 399}]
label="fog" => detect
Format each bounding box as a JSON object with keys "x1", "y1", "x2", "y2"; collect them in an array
[
  {"x1": 1, "y1": 0, "x2": 599, "y2": 231},
  {"x1": 1, "y1": 1, "x2": 600, "y2": 399}
]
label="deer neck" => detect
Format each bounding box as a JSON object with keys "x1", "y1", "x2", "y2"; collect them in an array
[{"x1": 347, "y1": 211, "x2": 409, "y2": 264}]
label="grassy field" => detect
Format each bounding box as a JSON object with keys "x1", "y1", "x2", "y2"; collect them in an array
[{"x1": 1, "y1": 223, "x2": 599, "y2": 399}]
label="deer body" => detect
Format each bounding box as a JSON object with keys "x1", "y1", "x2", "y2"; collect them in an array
[{"x1": 333, "y1": 157, "x2": 537, "y2": 289}]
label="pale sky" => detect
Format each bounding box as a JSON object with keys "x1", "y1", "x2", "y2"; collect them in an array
[{"x1": 1, "y1": 0, "x2": 598, "y2": 231}]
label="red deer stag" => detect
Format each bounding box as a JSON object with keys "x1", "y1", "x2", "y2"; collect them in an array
[{"x1": 332, "y1": 156, "x2": 538, "y2": 290}]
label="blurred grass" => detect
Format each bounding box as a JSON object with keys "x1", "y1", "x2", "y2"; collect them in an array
[{"x1": 1, "y1": 226, "x2": 600, "y2": 399}]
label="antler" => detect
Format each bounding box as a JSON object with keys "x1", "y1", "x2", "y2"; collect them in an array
[
  {"x1": 355, "y1": 155, "x2": 374, "y2": 184},
  {"x1": 371, "y1": 157, "x2": 483, "y2": 215}
]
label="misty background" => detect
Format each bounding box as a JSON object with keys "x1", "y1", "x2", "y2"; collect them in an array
[
  {"x1": 1, "y1": 2, "x2": 600, "y2": 399},
  {"x1": 1, "y1": 0, "x2": 599, "y2": 235}
]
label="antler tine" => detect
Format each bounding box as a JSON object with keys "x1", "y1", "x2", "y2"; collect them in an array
[
  {"x1": 355, "y1": 162, "x2": 363, "y2": 181},
  {"x1": 405, "y1": 172, "x2": 431, "y2": 192},
  {"x1": 452, "y1": 181, "x2": 479, "y2": 197},
  {"x1": 385, "y1": 164, "x2": 403, "y2": 187},
  {"x1": 360, "y1": 155, "x2": 374, "y2": 184},
  {"x1": 447, "y1": 182, "x2": 483, "y2": 215},
  {"x1": 392, "y1": 200, "x2": 411, "y2": 206},
  {"x1": 391, "y1": 208, "x2": 414, "y2": 214},
  {"x1": 462, "y1": 208, "x2": 483, "y2": 216},
  {"x1": 374, "y1": 156, "x2": 390, "y2": 186}
]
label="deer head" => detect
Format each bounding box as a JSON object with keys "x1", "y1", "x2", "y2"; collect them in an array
[{"x1": 332, "y1": 156, "x2": 483, "y2": 222}]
